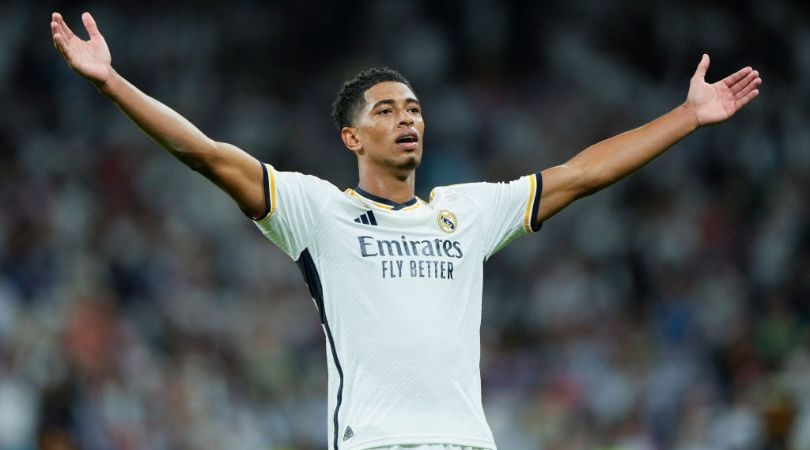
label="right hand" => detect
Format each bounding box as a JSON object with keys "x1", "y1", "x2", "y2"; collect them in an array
[{"x1": 51, "y1": 12, "x2": 112, "y2": 87}]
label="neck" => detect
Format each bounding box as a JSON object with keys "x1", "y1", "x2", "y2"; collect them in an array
[{"x1": 357, "y1": 164, "x2": 416, "y2": 203}]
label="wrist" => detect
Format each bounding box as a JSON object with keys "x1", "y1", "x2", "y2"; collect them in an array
[
  {"x1": 679, "y1": 102, "x2": 701, "y2": 131},
  {"x1": 94, "y1": 66, "x2": 116, "y2": 94}
]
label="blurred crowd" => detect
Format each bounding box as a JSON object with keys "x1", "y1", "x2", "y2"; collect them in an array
[{"x1": 1, "y1": 0, "x2": 808, "y2": 449}]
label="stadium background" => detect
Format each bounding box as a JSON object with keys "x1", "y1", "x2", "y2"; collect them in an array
[{"x1": 1, "y1": 0, "x2": 808, "y2": 449}]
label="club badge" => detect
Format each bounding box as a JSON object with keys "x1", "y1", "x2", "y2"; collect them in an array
[{"x1": 437, "y1": 210, "x2": 458, "y2": 233}]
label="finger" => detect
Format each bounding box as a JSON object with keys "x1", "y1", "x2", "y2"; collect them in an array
[
  {"x1": 51, "y1": 20, "x2": 70, "y2": 53},
  {"x1": 692, "y1": 54, "x2": 710, "y2": 80},
  {"x1": 82, "y1": 12, "x2": 101, "y2": 38},
  {"x1": 51, "y1": 20, "x2": 63, "y2": 45},
  {"x1": 722, "y1": 66, "x2": 753, "y2": 88},
  {"x1": 53, "y1": 12, "x2": 75, "y2": 40},
  {"x1": 734, "y1": 89, "x2": 759, "y2": 110},
  {"x1": 51, "y1": 28, "x2": 61, "y2": 49},
  {"x1": 729, "y1": 70, "x2": 758, "y2": 94},
  {"x1": 734, "y1": 77, "x2": 762, "y2": 100},
  {"x1": 52, "y1": 31, "x2": 69, "y2": 58}
]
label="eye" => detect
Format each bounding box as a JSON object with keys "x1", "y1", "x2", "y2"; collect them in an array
[
  {"x1": 378, "y1": 108, "x2": 392, "y2": 115},
  {"x1": 408, "y1": 107, "x2": 421, "y2": 114}
]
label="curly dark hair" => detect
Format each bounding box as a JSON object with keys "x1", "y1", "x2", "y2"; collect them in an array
[{"x1": 331, "y1": 67, "x2": 414, "y2": 130}]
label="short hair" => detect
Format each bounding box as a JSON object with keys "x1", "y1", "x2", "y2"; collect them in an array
[{"x1": 331, "y1": 67, "x2": 414, "y2": 130}]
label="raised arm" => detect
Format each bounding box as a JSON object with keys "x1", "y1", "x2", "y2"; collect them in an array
[
  {"x1": 50, "y1": 12, "x2": 267, "y2": 219},
  {"x1": 537, "y1": 54, "x2": 762, "y2": 223}
]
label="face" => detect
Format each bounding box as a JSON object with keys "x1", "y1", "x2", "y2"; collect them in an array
[{"x1": 342, "y1": 81, "x2": 425, "y2": 173}]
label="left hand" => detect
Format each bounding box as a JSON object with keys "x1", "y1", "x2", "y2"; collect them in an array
[{"x1": 686, "y1": 54, "x2": 762, "y2": 126}]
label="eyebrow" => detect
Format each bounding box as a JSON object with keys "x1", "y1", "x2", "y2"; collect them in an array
[{"x1": 370, "y1": 97, "x2": 420, "y2": 110}]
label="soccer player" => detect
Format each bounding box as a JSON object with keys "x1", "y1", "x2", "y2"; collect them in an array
[{"x1": 51, "y1": 11, "x2": 761, "y2": 450}]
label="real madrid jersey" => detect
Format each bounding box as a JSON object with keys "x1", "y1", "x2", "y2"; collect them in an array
[{"x1": 252, "y1": 163, "x2": 542, "y2": 450}]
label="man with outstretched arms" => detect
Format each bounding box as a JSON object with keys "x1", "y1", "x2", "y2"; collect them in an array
[{"x1": 51, "y1": 11, "x2": 761, "y2": 450}]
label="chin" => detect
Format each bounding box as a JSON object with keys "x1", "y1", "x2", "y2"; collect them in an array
[{"x1": 396, "y1": 155, "x2": 420, "y2": 171}]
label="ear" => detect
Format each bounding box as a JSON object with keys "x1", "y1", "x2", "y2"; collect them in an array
[{"x1": 341, "y1": 127, "x2": 363, "y2": 154}]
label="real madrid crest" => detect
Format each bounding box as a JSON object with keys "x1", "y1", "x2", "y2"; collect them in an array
[{"x1": 437, "y1": 210, "x2": 458, "y2": 233}]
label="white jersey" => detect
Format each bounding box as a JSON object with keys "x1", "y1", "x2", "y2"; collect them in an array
[{"x1": 253, "y1": 164, "x2": 542, "y2": 450}]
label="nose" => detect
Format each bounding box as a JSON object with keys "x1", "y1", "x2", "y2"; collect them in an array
[{"x1": 397, "y1": 109, "x2": 414, "y2": 126}]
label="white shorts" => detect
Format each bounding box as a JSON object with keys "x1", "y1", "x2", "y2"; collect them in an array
[{"x1": 366, "y1": 446, "x2": 491, "y2": 450}]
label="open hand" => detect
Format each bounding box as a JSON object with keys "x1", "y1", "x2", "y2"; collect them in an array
[
  {"x1": 687, "y1": 54, "x2": 761, "y2": 127},
  {"x1": 51, "y1": 12, "x2": 112, "y2": 87}
]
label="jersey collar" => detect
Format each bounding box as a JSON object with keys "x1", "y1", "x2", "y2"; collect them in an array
[{"x1": 351, "y1": 186, "x2": 421, "y2": 211}]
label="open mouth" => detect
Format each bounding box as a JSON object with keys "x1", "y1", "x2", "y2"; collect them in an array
[{"x1": 395, "y1": 132, "x2": 419, "y2": 149}]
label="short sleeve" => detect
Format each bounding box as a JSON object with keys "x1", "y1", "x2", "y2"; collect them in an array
[
  {"x1": 252, "y1": 164, "x2": 337, "y2": 259},
  {"x1": 456, "y1": 172, "x2": 543, "y2": 259}
]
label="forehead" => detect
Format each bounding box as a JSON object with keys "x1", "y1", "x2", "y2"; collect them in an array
[{"x1": 362, "y1": 82, "x2": 418, "y2": 108}]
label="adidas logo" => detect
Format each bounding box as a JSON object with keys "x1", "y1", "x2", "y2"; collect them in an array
[
  {"x1": 353, "y1": 210, "x2": 377, "y2": 226},
  {"x1": 343, "y1": 426, "x2": 354, "y2": 441}
]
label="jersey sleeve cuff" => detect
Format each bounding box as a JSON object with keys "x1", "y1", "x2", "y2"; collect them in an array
[
  {"x1": 524, "y1": 172, "x2": 543, "y2": 233},
  {"x1": 251, "y1": 162, "x2": 277, "y2": 222}
]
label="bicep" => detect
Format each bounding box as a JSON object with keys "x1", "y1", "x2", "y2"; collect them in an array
[
  {"x1": 198, "y1": 141, "x2": 267, "y2": 219},
  {"x1": 538, "y1": 164, "x2": 589, "y2": 223}
]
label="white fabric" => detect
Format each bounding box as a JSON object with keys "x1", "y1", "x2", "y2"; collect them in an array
[
  {"x1": 367, "y1": 445, "x2": 491, "y2": 450},
  {"x1": 254, "y1": 165, "x2": 540, "y2": 450}
]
